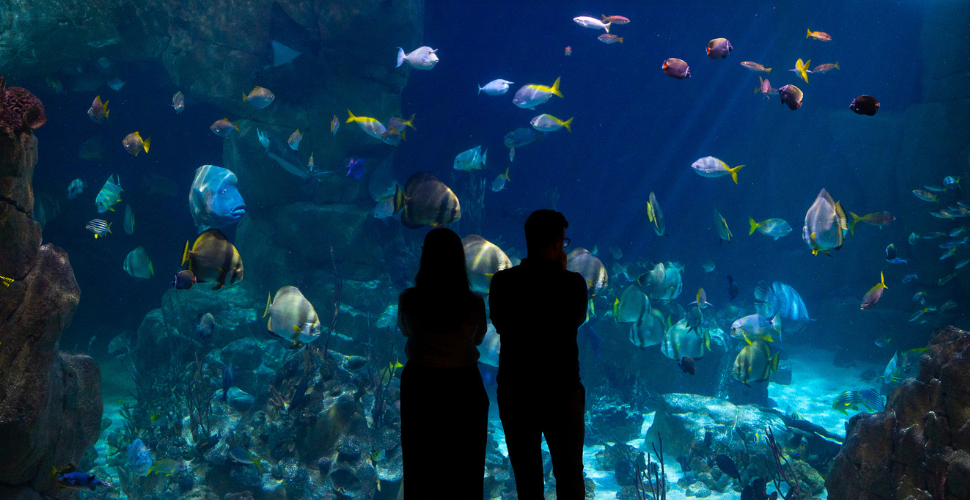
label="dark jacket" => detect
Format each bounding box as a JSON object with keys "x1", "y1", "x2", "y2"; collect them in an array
[{"x1": 488, "y1": 257, "x2": 588, "y2": 389}]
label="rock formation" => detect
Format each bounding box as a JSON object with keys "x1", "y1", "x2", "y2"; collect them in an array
[
  {"x1": 827, "y1": 326, "x2": 970, "y2": 500},
  {"x1": 0, "y1": 82, "x2": 102, "y2": 498}
]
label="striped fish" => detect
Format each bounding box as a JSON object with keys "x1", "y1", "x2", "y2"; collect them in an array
[
  {"x1": 86, "y1": 219, "x2": 112, "y2": 238},
  {"x1": 859, "y1": 388, "x2": 885, "y2": 412}
]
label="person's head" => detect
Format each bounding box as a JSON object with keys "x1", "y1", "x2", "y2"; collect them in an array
[
  {"x1": 525, "y1": 209, "x2": 569, "y2": 260},
  {"x1": 415, "y1": 227, "x2": 470, "y2": 293}
]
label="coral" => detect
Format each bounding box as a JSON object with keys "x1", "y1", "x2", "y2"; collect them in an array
[
  {"x1": 0, "y1": 76, "x2": 46, "y2": 137},
  {"x1": 827, "y1": 326, "x2": 970, "y2": 499}
]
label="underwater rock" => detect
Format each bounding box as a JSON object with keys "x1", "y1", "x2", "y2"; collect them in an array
[
  {"x1": 827, "y1": 326, "x2": 970, "y2": 499},
  {"x1": 0, "y1": 113, "x2": 101, "y2": 497},
  {"x1": 587, "y1": 402, "x2": 644, "y2": 445},
  {"x1": 0, "y1": 77, "x2": 46, "y2": 137},
  {"x1": 221, "y1": 337, "x2": 265, "y2": 371},
  {"x1": 687, "y1": 481, "x2": 712, "y2": 498},
  {"x1": 218, "y1": 387, "x2": 256, "y2": 412}
]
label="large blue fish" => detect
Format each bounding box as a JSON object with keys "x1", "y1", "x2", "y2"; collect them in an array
[
  {"x1": 126, "y1": 439, "x2": 153, "y2": 476},
  {"x1": 753, "y1": 281, "x2": 812, "y2": 339},
  {"x1": 189, "y1": 165, "x2": 246, "y2": 233}
]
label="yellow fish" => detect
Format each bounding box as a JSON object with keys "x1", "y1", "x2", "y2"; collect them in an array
[
  {"x1": 792, "y1": 58, "x2": 811, "y2": 83},
  {"x1": 0, "y1": 276, "x2": 13, "y2": 287}
]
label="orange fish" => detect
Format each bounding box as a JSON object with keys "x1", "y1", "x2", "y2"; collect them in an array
[
  {"x1": 601, "y1": 15, "x2": 630, "y2": 24},
  {"x1": 812, "y1": 62, "x2": 840, "y2": 73},
  {"x1": 807, "y1": 29, "x2": 832, "y2": 41}
]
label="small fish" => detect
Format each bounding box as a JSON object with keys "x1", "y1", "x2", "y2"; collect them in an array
[
  {"x1": 741, "y1": 61, "x2": 771, "y2": 73},
  {"x1": 885, "y1": 243, "x2": 907, "y2": 264},
  {"x1": 124, "y1": 204, "x2": 134, "y2": 235},
  {"x1": 930, "y1": 210, "x2": 955, "y2": 219},
  {"x1": 779, "y1": 84, "x2": 804, "y2": 110},
  {"x1": 944, "y1": 176, "x2": 961, "y2": 189},
  {"x1": 123, "y1": 246, "x2": 153, "y2": 279},
  {"x1": 242, "y1": 86, "x2": 275, "y2": 109},
  {"x1": 86, "y1": 219, "x2": 111, "y2": 238},
  {"x1": 849, "y1": 211, "x2": 895, "y2": 234},
  {"x1": 222, "y1": 365, "x2": 233, "y2": 402},
  {"x1": 372, "y1": 449, "x2": 386, "y2": 462},
  {"x1": 832, "y1": 391, "x2": 864, "y2": 415},
  {"x1": 662, "y1": 58, "x2": 691, "y2": 79},
  {"x1": 909, "y1": 233, "x2": 920, "y2": 245},
  {"x1": 147, "y1": 458, "x2": 183, "y2": 477},
  {"x1": 346, "y1": 110, "x2": 387, "y2": 139},
  {"x1": 478, "y1": 79, "x2": 514, "y2": 95},
  {"x1": 859, "y1": 388, "x2": 885, "y2": 412},
  {"x1": 939, "y1": 273, "x2": 958, "y2": 286},
  {"x1": 346, "y1": 158, "x2": 365, "y2": 180},
  {"x1": 939, "y1": 300, "x2": 957, "y2": 312},
  {"x1": 950, "y1": 227, "x2": 967, "y2": 237},
  {"x1": 925, "y1": 185, "x2": 947, "y2": 192},
  {"x1": 509, "y1": 147, "x2": 515, "y2": 162},
  {"x1": 957, "y1": 259, "x2": 970, "y2": 270},
  {"x1": 913, "y1": 189, "x2": 939, "y2": 202},
  {"x1": 197, "y1": 312, "x2": 215, "y2": 338},
  {"x1": 850, "y1": 95, "x2": 879, "y2": 116},
  {"x1": 228, "y1": 448, "x2": 263, "y2": 470},
  {"x1": 87, "y1": 96, "x2": 110, "y2": 124},
  {"x1": 790, "y1": 58, "x2": 812, "y2": 83},
  {"x1": 909, "y1": 307, "x2": 933, "y2": 322},
  {"x1": 106, "y1": 77, "x2": 125, "y2": 91},
  {"x1": 678, "y1": 356, "x2": 696, "y2": 375},
  {"x1": 707, "y1": 38, "x2": 733, "y2": 59},
  {"x1": 691, "y1": 156, "x2": 745, "y2": 184},
  {"x1": 172, "y1": 91, "x2": 185, "y2": 113},
  {"x1": 598, "y1": 34, "x2": 623, "y2": 44},
  {"x1": 922, "y1": 231, "x2": 946, "y2": 239},
  {"x1": 646, "y1": 191, "x2": 665, "y2": 236},
  {"x1": 530, "y1": 114, "x2": 573, "y2": 133},
  {"x1": 940, "y1": 238, "x2": 968, "y2": 248},
  {"x1": 913, "y1": 291, "x2": 927, "y2": 304},
  {"x1": 748, "y1": 217, "x2": 792, "y2": 239},
  {"x1": 702, "y1": 259, "x2": 715, "y2": 273},
  {"x1": 689, "y1": 288, "x2": 713, "y2": 309},
  {"x1": 755, "y1": 76, "x2": 778, "y2": 99},
  {"x1": 46, "y1": 75, "x2": 64, "y2": 93},
  {"x1": 211, "y1": 118, "x2": 239, "y2": 137},
  {"x1": 806, "y1": 29, "x2": 832, "y2": 41},
  {"x1": 573, "y1": 16, "x2": 611, "y2": 33},
  {"x1": 67, "y1": 179, "x2": 85, "y2": 200},
  {"x1": 565, "y1": 46, "x2": 572, "y2": 56},
  {"x1": 287, "y1": 129, "x2": 302, "y2": 150},
  {"x1": 171, "y1": 269, "x2": 196, "y2": 289},
  {"x1": 512, "y1": 77, "x2": 563, "y2": 109},
  {"x1": 374, "y1": 196, "x2": 395, "y2": 219},
  {"x1": 860, "y1": 272, "x2": 888, "y2": 310},
  {"x1": 0, "y1": 276, "x2": 14, "y2": 288},
  {"x1": 715, "y1": 455, "x2": 741, "y2": 481},
  {"x1": 601, "y1": 15, "x2": 630, "y2": 24},
  {"x1": 55, "y1": 467, "x2": 112, "y2": 490},
  {"x1": 453, "y1": 145, "x2": 487, "y2": 171},
  {"x1": 812, "y1": 62, "x2": 840, "y2": 73},
  {"x1": 491, "y1": 167, "x2": 510, "y2": 192},
  {"x1": 714, "y1": 209, "x2": 733, "y2": 243},
  {"x1": 902, "y1": 273, "x2": 918, "y2": 283},
  {"x1": 875, "y1": 336, "x2": 891, "y2": 348},
  {"x1": 331, "y1": 114, "x2": 340, "y2": 135},
  {"x1": 727, "y1": 275, "x2": 739, "y2": 301},
  {"x1": 940, "y1": 247, "x2": 957, "y2": 260},
  {"x1": 396, "y1": 46, "x2": 439, "y2": 69}
]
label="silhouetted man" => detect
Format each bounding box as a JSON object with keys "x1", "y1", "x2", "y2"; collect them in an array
[{"x1": 488, "y1": 209, "x2": 589, "y2": 499}]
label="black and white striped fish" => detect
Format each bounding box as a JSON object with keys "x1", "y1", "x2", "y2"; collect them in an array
[{"x1": 86, "y1": 219, "x2": 112, "y2": 238}]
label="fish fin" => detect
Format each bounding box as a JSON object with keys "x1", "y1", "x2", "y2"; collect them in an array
[
  {"x1": 181, "y1": 241, "x2": 190, "y2": 267},
  {"x1": 743, "y1": 335, "x2": 753, "y2": 346},
  {"x1": 807, "y1": 29, "x2": 812, "y2": 38},
  {"x1": 770, "y1": 352, "x2": 780, "y2": 373},
  {"x1": 550, "y1": 76, "x2": 563, "y2": 98},
  {"x1": 748, "y1": 217, "x2": 759, "y2": 235},
  {"x1": 504, "y1": 167, "x2": 510, "y2": 181},
  {"x1": 835, "y1": 61, "x2": 840, "y2": 70},
  {"x1": 264, "y1": 293, "x2": 272, "y2": 318},
  {"x1": 562, "y1": 117, "x2": 573, "y2": 133},
  {"x1": 242, "y1": 92, "x2": 248, "y2": 102},
  {"x1": 727, "y1": 165, "x2": 744, "y2": 184},
  {"x1": 762, "y1": 334, "x2": 773, "y2": 343},
  {"x1": 346, "y1": 109, "x2": 356, "y2": 123},
  {"x1": 396, "y1": 47, "x2": 405, "y2": 68},
  {"x1": 602, "y1": 14, "x2": 607, "y2": 21},
  {"x1": 149, "y1": 260, "x2": 154, "y2": 277},
  {"x1": 604, "y1": 22, "x2": 610, "y2": 34},
  {"x1": 849, "y1": 212, "x2": 861, "y2": 235},
  {"x1": 477, "y1": 85, "x2": 482, "y2": 95},
  {"x1": 880, "y1": 271, "x2": 888, "y2": 289},
  {"x1": 618, "y1": 37, "x2": 623, "y2": 43},
  {"x1": 292, "y1": 325, "x2": 301, "y2": 334},
  {"x1": 765, "y1": 68, "x2": 771, "y2": 73},
  {"x1": 392, "y1": 184, "x2": 406, "y2": 213},
  {"x1": 268, "y1": 318, "x2": 273, "y2": 331},
  {"x1": 143, "y1": 137, "x2": 151, "y2": 153}
]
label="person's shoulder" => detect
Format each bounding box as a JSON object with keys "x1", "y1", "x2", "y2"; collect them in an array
[{"x1": 398, "y1": 287, "x2": 419, "y2": 304}]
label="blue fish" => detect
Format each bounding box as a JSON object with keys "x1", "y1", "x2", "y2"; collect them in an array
[
  {"x1": 346, "y1": 158, "x2": 365, "y2": 180},
  {"x1": 939, "y1": 237, "x2": 969, "y2": 249},
  {"x1": 189, "y1": 165, "x2": 246, "y2": 233},
  {"x1": 222, "y1": 365, "x2": 234, "y2": 402},
  {"x1": 727, "y1": 275, "x2": 739, "y2": 301},
  {"x1": 56, "y1": 469, "x2": 111, "y2": 490},
  {"x1": 753, "y1": 281, "x2": 812, "y2": 339},
  {"x1": 126, "y1": 439, "x2": 153, "y2": 476}
]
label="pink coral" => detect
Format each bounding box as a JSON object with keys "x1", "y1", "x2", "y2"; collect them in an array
[{"x1": 0, "y1": 76, "x2": 46, "y2": 137}]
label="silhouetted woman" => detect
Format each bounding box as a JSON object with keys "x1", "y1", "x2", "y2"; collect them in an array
[{"x1": 398, "y1": 228, "x2": 488, "y2": 498}]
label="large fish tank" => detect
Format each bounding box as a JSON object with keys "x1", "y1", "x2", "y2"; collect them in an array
[{"x1": 0, "y1": 0, "x2": 968, "y2": 499}]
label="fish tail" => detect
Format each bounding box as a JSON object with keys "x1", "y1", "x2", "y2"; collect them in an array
[
  {"x1": 604, "y1": 22, "x2": 610, "y2": 34},
  {"x1": 770, "y1": 352, "x2": 780, "y2": 373},
  {"x1": 835, "y1": 61, "x2": 840, "y2": 70},
  {"x1": 602, "y1": 14, "x2": 607, "y2": 22},
  {"x1": 482, "y1": 148, "x2": 487, "y2": 167},
  {"x1": 143, "y1": 137, "x2": 151, "y2": 153},
  {"x1": 550, "y1": 76, "x2": 563, "y2": 98},
  {"x1": 807, "y1": 29, "x2": 812, "y2": 38},
  {"x1": 562, "y1": 117, "x2": 573, "y2": 133},
  {"x1": 346, "y1": 109, "x2": 357, "y2": 123},
  {"x1": 392, "y1": 184, "x2": 405, "y2": 214},
  {"x1": 263, "y1": 293, "x2": 272, "y2": 318},
  {"x1": 765, "y1": 68, "x2": 771, "y2": 73},
  {"x1": 242, "y1": 92, "x2": 248, "y2": 102},
  {"x1": 880, "y1": 271, "x2": 888, "y2": 289},
  {"x1": 727, "y1": 164, "x2": 744, "y2": 184},
  {"x1": 748, "y1": 217, "x2": 759, "y2": 235},
  {"x1": 396, "y1": 47, "x2": 406, "y2": 68},
  {"x1": 477, "y1": 85, "x2": 482, "y2": 95},
  {"x1": 504, "y1": 167, "x2": 510, "y2": 181},
  {"x1": 618, "y1": 37, "x2": 623, "y2": 44},
  {"x1": 181, "y1": 240, "x2": 190, "y2": 267},
  {"x1": 849, "y1": 212, "x2": 861, "y2": 235}
]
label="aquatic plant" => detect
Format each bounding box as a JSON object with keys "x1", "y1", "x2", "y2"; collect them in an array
[
  {"x1": 634, "y1": 434, "x2": 666, "y2": 500},
  {"x1": 366, "y1": 325, "x2": 398, "y2": 433},
  {"x1": 322, "y1": 246, "x2": 341, "y2": 358},
  {"x1": 186, "y1": 352, "x2": 216, "y2": 442},
  {"x1": 764, "y1": 425, "x2": 803, "y2": 499}
]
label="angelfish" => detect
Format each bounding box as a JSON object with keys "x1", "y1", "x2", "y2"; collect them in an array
[{"x1": 264, "y1": 286, "x2": 322, "y2": 346}]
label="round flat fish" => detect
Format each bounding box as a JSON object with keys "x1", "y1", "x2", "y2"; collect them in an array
[
  {"x1": 462, "y1": 235, "x2": 513, "y2": 294},
  {"x1": 566, "y1": 247, "x2": 608, "y2": 295},
  {"x1": 264, "y1": 286, "x2": 321, "y2": 345},
  {"x1": 850, "y1": 95, "x2": 879, "y2": 116}
]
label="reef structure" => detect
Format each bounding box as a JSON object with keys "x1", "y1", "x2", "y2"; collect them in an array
[
  {"x1": 0, "y1": 79, "x2": 101, "y2": 499},
  {"x1": 827, "y1": 326, "x2": 970, "y2": 499}
]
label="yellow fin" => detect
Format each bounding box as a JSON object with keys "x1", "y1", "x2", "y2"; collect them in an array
[
  {"x1": 727, "y1": 165, "x2": 744, "y2": 184},
  {"x1": 549, "y1": 76, "x2": 563, "y2": 98},
  {"x1": 749, "y1": 217, "x2": 759, "y2": 235},
  {"x1": 263, "y1": 293, "x2": 272, "y2": 318},
  {"x1": 880, "y1": 271, "x2": 888, "y2": 289},
  {"x1": 181, "y1": 240, "x2": 190, "y2": 267},
  {"x1": 562, "y1": 117, "x2": 573, "y2": 133}
]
